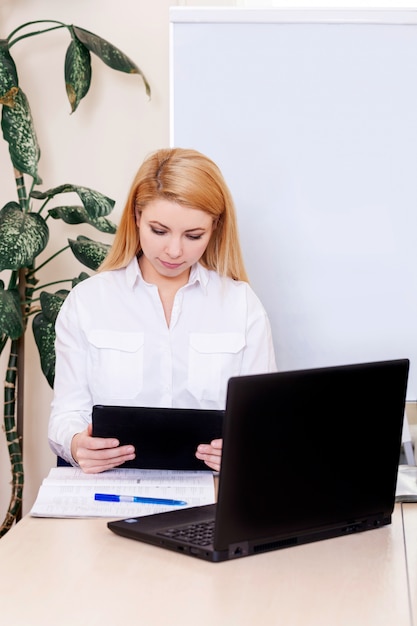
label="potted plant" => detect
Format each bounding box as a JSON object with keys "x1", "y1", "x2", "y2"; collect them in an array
[{"x1": 0, "y1": 19, "x2": 150, "y2": 536}]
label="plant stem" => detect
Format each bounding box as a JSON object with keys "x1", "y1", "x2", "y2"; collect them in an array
[
  {"x1": 31, "y1": 278, "x2": 74, "y2": 293},
  {"x1": 7, "y1": 21, "x2": 66, "y2": 48},
  {"x1": 15, "y1": 170, "x2": 29, "y2": 212},
  {"x1": 0, "y1": 339, "x2": 24, "y2": 537},
  {"x1": 26, "y1": 246, "x2": 70, "y2": 276}
]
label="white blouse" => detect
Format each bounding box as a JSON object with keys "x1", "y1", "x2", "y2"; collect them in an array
[{"x1": 48, "y1": 257, "x2": 277, "y2": 463}]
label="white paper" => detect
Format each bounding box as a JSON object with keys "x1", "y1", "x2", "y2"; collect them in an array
[
  {"x1": 30, "y1": 467, "x2": 215, "y2": 518},
  {"x1": 395, "y1": 465, "x2": 417, "y2": 503}
]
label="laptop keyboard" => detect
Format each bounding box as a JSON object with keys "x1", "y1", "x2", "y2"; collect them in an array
[{"x1": 158, "y1": 521, "x2": 215, "y2": 546}]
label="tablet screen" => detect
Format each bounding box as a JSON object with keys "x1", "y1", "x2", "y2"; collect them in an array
[{"x1": 92, "y1": 405, "x2": 224, "y2": 471}]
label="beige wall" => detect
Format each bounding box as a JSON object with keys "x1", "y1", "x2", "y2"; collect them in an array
[{"x1": 0, "y1": 0, "x2": 233, "y2": 521}]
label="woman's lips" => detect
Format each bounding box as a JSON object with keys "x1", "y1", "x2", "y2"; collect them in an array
[{"x1": 159, "y1": 259, "x2": 184, "y2": 269}]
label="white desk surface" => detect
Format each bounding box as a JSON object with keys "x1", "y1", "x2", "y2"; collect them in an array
[{"x1": 0, "y1": 503, "x2": 415, "y2": 626}]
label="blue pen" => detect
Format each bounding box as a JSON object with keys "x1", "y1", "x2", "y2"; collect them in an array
[{"x1": 94, "y1": 493, "x2": 187, "y2": 506}]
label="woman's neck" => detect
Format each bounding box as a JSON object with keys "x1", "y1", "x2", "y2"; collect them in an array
[{"x1": 138, "y1": 256, "x2": 191, "y2": 325}]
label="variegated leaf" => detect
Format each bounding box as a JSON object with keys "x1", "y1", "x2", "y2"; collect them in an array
[
  {"x1": 0, "y1": 39, "x2": 18, "y2": 95},
  {"x1": 65, "y1": 37, "x2": 92, "y2": 113},
  {"x1": 68, "y1": 235, "x2": 110, "y2": 270},
  {"x1": 31, "y1": 184, "x2": 115, "y2": 218},
  {"x1": 0, "y1": 202, "x2": 49, "y2": 270},
  {"x1": 39, "y1": 289, "x2": 69, "y2": 323},
  {"x1": 32, "y1": 311, "x2": 56, "y2": 388},
  {"x1": 32, "y1": 288, "x2": 70, "y2": 389},
  {"x1": 48, "y1": 205, "x2": 117, "y2": 233},
  {"x1": 74, "y1": 186, "x2": 115, "y2": 219},
  {"x1": 0, "y1": 285, "x2": 23, "y2": 339},
  {"x1": 73, "y1": 272, "x2": 90, "y2": 287},
  {"x1": 72, "y1": 25, "x2": 150, "y2": 97},
  {"x1": 1, "y1": 88, "x2": 41, "y2": 183}
]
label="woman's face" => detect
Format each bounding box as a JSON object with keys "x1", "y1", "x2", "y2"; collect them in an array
[{"x1": 136, "y1": 198, "x2": 215, "y2": 282}]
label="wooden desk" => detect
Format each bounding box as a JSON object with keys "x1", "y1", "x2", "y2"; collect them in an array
[{"x1": 0, "y1": 504, "x2": 414, "y2": 626}]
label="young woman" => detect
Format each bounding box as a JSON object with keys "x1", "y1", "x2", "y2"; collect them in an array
[{"x1": 48, "y1": 148, "x2": 277, "y2": 473}]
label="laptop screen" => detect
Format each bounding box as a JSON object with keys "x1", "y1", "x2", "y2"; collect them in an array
[{"x1": 214, "y1": 359, "x2": 409, "y2": 549}]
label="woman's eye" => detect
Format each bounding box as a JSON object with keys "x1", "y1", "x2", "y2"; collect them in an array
[
  {"x1": 150, "y1": 227, "x2": 166, "y2": 236},
  {"x1": 186, "y1": 233, "x2": 203, "y2": 240}
]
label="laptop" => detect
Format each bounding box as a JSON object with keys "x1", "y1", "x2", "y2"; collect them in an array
[
  {"x1": 108, "y1": 358, "x2": 409, "y2": 562},
  {"x1": 92, "y1": 405, "x2": 224, "y2": 471}
]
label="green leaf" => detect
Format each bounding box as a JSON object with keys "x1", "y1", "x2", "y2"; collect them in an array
[
  {"x1": 68, "y1": 235, "x2": 111, "y2": 270},
  {"x1": 72, "y1": 25, "x2": 151, "y2": 97},
  {"x1": 0, "y1": 39, "x2": 18, "y2": 94},
  {"x1": 39, "y1": 289, "x2": 68, "y2": 323},
  {"x1": 65, "y1": 37, "x2": 92, "y2": 113},
  {"x1": 0, "y1": 202, "x2": 49, "y2": 270},
  {"x1": 31, "y1": 184, "x2": 115, "y2": 218},
  {"x1": 32, "y1": 311, "x2": 56, "y2": 388},
  {"x1": 72, "y1": 271, "x2": 90, "y2": 287},
  {"x1": 1, "y1": 88, "x2": 41, "y2": 183},
  {"x1": 32, "y1": 289, "x2": 70, "y2": 388},
  {"x1": 48, "y1": 205, "x2": 117, "y2": 233},
  {"x1": 0, "y1": 285, "x2": 24, "y2": 339}
]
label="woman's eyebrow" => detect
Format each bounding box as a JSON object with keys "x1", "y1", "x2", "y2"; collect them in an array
[
  {"x1": 184, "y1": 226, "x2": 207, "y2": 233},
  {"x1": 148, "y1": 220, "x2": 207, "y2": 233},
  {"x1": 148, "y1": 220, "x2": 169, "y2": 229}
]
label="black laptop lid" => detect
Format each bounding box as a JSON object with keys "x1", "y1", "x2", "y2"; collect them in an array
[
  {"x1": 92, "y1": 405, "x2": 224, "y2": 471},
  {"x1": 214, "y1": 359, "x2": 409, "y2": 551}
]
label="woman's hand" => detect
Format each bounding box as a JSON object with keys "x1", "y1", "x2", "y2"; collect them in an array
[
  {"x1": 71, "y1": 423, "x2": 136, "y2": 474},
  {"x1": 195, "y1": 438, "x2": 222, "y2": 472}
]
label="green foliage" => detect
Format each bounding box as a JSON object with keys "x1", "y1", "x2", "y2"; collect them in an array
[
  {"x1": 32, "y1": 289, "x2": 71, "y2": 388},
  {"x1": 0, "y1": 19, "x2": 149, "y2": 385},
  {"x1": 0, "y1": 19, "x2": 149, "y2": 535},
  {"x1": 0, "y1": 202, "x2": 49, "y2": 271},
  {"x1": 0, "y1": 283, "x2": 23, "y2": 340}
]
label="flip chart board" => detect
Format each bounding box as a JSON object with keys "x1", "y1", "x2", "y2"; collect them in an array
[{"x1": 170, "y1": 8, "x2": 417, "y2": 399}]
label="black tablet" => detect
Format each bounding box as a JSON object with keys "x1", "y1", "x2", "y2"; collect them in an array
[{"x1": 92, "y1": 405, "x2": 224, "y2": 471}]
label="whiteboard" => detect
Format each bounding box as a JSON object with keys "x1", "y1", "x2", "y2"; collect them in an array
[{"x1": 170, "y1": 8, "x2": 417, "y2": 400}]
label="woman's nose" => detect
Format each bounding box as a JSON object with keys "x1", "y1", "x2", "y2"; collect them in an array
[{"x1": 165, "y1": 237, "x2": 182, "y2": 258}]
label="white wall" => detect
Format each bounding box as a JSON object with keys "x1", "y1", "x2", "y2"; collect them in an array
[
  {"x1": 171, "y1": 7, "x2": 417, "y2": 403},
  {"x1": 0, "y1": 0, "x2": 232, "y2": 521}
]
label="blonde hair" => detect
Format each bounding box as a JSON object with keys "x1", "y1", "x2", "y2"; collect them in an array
[{"x1": 99, "y1": 147, "x2": 249, "y2": 281}]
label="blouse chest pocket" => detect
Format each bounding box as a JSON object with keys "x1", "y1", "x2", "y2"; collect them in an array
[
  {"x1": 187, "y1": 332, "x2": 246, "y2": 403},
  {"x1": 87, "y1": 330, "x2": 144, "y2": 400}
]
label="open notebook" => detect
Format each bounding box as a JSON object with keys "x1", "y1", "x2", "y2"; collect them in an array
[{"x1": 108, "y1": 359, "x2": 409, "y2": 562}]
